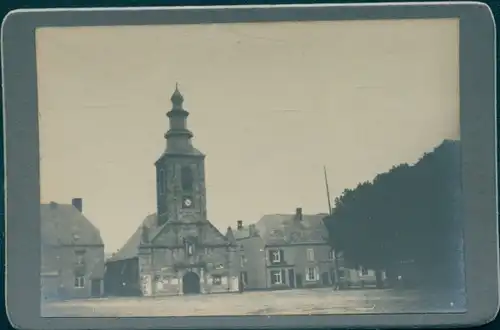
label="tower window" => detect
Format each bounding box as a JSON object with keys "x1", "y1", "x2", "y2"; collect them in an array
[
  {"x1": 159, "y1": 169, "x2": 166, "y2": 195},
  {"x1": 181, "y1": 166, "x2": 194, "y2": 191}
]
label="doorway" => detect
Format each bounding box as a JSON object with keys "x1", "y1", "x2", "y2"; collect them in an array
[
  {"x1": 321, "y1": 272, "x2": 330, "y2": 286},
  {"x1": 182, "y1": 271, "x2": 200, "y2": 294},
  {"x1": 288, "y1": 269, "x2": 295, "y2": 288},
  {"x1": 295, "y1": 274, "x2": 303, "y2": 288},
  {"x1": 91, "y1": 279, "x2": 102, "y2": 297}
]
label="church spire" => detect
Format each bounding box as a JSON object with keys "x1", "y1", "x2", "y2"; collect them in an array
[
  {"x1": 170, "y1": 82, "x2": 184, "y2": 108},
  {"x1": 165, "y1": 84, "x2": 194, "y2": 151}
]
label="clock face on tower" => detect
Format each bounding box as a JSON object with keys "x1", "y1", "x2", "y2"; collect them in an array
[{"x1": 182, "y1": 196, "x2": 194, "y2": 209}]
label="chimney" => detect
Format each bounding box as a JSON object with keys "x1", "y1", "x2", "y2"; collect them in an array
[
  {"x1": 295, "y1": 207, "x2": 303, "y2": 221},
  {"x1": 237, "y1": 220, "x2": 243, "y2": 230},
  {"x1": 72, "y1": 198, "x2": 83, "y2": 213}
]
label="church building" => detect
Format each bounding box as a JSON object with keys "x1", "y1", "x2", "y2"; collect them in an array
[{"x1": 105, "y1": 85, "x2": 242, "y2": 297}]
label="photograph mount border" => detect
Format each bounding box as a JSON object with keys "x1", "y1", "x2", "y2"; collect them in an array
[{"x1": 2, "y1": 2, "x2": 498, "y2": 329}]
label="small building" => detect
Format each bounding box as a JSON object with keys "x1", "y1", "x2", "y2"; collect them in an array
[
  {"x1": 228, "y1": 221, "x2": 266, "y2": 290},
  {"x1": 41, "y1": 198, "x2": 105, "y2": 301},
  {"x1": 336, "y1": 258, "x2": 386, "y2": 289},
  {"x1": 256, "y1": 208, "x2": 336, "y2": 290},
  {"x1": 104, "y1": 85, "x2": 242, "y2": 297},
  {"x1": 103, "y1": 214, "x2": 156, "y2": 297}
]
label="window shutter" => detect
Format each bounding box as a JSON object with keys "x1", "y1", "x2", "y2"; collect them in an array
[
  {"x1": 268, "y1": 250, "x2": 274, "y2": 263},
  {"x1": 281, "y1": 269, "x2": 286, "y2": 284},
  {"x1": 279, "y1": 249, "x2": 284, "y2": 263}
]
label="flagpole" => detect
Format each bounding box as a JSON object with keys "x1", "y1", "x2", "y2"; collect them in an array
[
  {"x1": 324, "y1": 165, "x2": 341, "y2": 290},
  {"x1": 323, "y1": 166, "x2": 332, "y2": 215}
]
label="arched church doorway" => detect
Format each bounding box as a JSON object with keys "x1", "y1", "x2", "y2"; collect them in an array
[{"x1": 182, "y1": 272, "x2": 200, "y2": 294}]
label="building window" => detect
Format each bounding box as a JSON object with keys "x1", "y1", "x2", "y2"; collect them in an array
[
  {"x1": 212, "y1": 275, "x2": 222, "y2": 285},
  {"x1": 360, "y1": 266, "x2": 368, "y2": 276},
  {"x1": 187, "y1": 244, "x2": 194, "y2": 256},
  {"x1": 306, "y1": 248, "x2": 315, "y2": 261},
  {"x1": 240, "y1": 255, "x2": 245, "y2": 267},
  {"x1": 74, "y1": 276, "x2": 85, "y2": 288},
  {"x1": 306, "y1": 267, "x2": 317, "y2": 281},
  {"x1": 159, "y1": 169, "x2": 166, "y2": 195},
  {"x1": 270, "y1": 270, "x2": 283, "y2": 285},
  {"x1": 328, "y1": 249, "x2": 335, "y2": 260},
  {"x1": 75, "y1": 251, "x2": 85, "y2": 265},
  {"x1": 215, "y1": 264, "x2": 224, "y2": 270},
  {"x1": 181, "y1": 166, "x2": 194, "y2": 192},
  {"x1": 269, "y1": 249, "x2": 283, "y2": 264}
]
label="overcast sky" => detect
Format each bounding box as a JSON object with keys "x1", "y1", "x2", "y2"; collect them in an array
[{"x1": 36, "y1": 18, "x2": 460, "y2": 253}]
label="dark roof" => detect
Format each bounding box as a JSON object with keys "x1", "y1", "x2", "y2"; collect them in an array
[
  {"x1": 256, "y1": 213, "x2": 329, "y2": 246},
  {"x1": 40, "y1": 202, "x2": 104, "y2": 246},
  {"x1": 107, "y1": 213, "x2": 158, "y2": 262}
]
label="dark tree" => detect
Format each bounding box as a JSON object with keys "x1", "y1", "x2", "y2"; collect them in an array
[{"x1": 323, "y1": 139, "x2": 463, "y2": 290}]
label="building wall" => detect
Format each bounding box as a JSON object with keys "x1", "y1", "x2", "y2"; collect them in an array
[
  {"x1": 338, "y1": 267, "x2": 387, "y2": 288},
  {"x1": 104, "y1": 258, "x2": 141, "y2": 296},
  {"x1": 41, "y1": 244, "x2": 105, "y2": 300},
  {"x1": 138, "y1": 244, "x2": 240, "y2": 296},
  {"x1": 264, "y1": 244, "x2": 334, "y2": 290},
  {"x1": 156, "y1": 156, "x2": 207, "y2": 225},
  {"x1": 238, "y1": 236, "x2": 266, "y2": 290}
]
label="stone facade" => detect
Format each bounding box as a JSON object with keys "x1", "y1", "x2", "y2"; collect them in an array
[
  {"x1": 264, "y1": 243, "x2": 335, "y2": 289},
  {"x1": 41, "y1": 199, "x2": 105, "y2": 300},
  {"x1": 135, "y1": 85, "x2": 241, "y2": 296},
  {"x1": 231, "y1": 222, "x2": 267, "y2": 290}
]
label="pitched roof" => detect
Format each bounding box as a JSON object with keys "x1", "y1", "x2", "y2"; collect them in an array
[
  {"x1": 256, "y1": 213, "x2": 329, "y2": 246},
  {"x1": 230, "y1": 224, "x2": 260, "y2": 240},
  {"x1": 107, "y1": 213, "x2": 158, "y2": 262},
  {"x1": 40, "y1": 202, "x2": 103, "y2": 246},
  {"x1": 108, "y1": 214, "x2": 234, "y2": 263},
  {"x1": 233, "y1": 226, "x2": 250, "y2": 240}
]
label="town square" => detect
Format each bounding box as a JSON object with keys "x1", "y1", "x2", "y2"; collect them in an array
[
  {"x1": 37, "y1": 20, "x2": 464, "y2": 317},
  {"x1": 42, "y1": 287, "x2": 463, "y2": 317}
]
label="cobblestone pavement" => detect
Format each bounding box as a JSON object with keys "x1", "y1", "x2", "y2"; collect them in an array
[{"x1": 41, "y1": 288, "x2": 466, "y2": 317}]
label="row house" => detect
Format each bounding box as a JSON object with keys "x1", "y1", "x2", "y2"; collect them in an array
[
  {"x1": 256, "y1": 208, "x2": 336, "y2": 289},
  {"x1": 41, "y1": 198, "x2": 105, "y2": 301},
  {"x1": 229, "y1": 208, "x2": 385, "y2": 291},
  {"x1": 229, "y1": 221, "x2": 266, "y2": 290}
]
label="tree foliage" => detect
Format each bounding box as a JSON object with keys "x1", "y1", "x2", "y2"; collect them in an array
[{"x1": 323, "y1": 140, "x2": 463, "y2": 289}]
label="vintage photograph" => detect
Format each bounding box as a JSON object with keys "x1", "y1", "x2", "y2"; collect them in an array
[{"x1": 36, "y1": 18, "x2": 465, "y2": 317}]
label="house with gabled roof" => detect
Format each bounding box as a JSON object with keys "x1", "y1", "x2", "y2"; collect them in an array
[
  {"x1": 255, "y1": 207, "x2": 337, "y2": 290},
  {"x1": 226, "y1": 220, "x2": 266, "y2": 290},
  {"x1": 41, "y1": 198, "x2": 105, "y2": 300},
  {"x1": 255, "y1": 207, "x2": 385, "y2": 290},
  {"x1": 104, "y1": 86, "x2": 242, "y2": 297}
]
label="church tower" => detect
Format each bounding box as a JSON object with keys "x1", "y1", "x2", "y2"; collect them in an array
[{"x1": 155, "y1": 84, "x2": 207, "y2": 226}]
